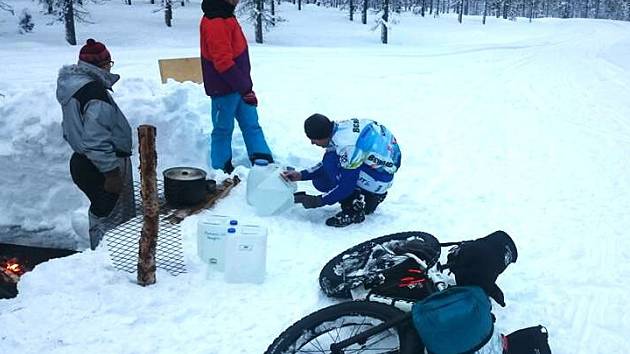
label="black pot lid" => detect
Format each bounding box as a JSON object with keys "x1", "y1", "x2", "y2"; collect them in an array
[{"x1": 163, "y1": 167, "x2": 207, "y2": 181}]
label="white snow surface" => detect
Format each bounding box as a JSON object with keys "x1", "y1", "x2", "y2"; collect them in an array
[{"x1": 1, "y1": 2, "x2": 630, "y2": 353}]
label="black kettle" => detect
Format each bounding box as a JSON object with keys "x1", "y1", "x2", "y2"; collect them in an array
[{"x1": 163, "y1": 167, "x2": 216, "y2": 208}]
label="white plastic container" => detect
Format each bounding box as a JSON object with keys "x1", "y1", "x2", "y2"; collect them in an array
[
  {"x1": 197, "y1": 215, "x2": 238, "y2": 271},
  {"x1": 247, "y1": 160, "x2": 297, "y2": 216},
  {"x1": 224, "y1": 224, "x2": 267, "y2": 284},
  {"x1": 246, "y1": 159, "x2": 269, "y2": 205}
]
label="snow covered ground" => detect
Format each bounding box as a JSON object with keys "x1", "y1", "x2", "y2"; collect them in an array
[{"x1": 1, "y1": 1, "x2": 630, "y2": 353}]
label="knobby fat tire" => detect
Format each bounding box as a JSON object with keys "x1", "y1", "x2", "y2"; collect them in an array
[
  {"x1": 264, "y1": 300, "x2": 422, "y2": 354},
  {"x1": 319, "y1": 231, "x2": 441, "y2": 299}
]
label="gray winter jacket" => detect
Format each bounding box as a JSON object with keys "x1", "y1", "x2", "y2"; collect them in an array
[{"x1": 56, "y1": 61, "x2": 132, "y2": 173}]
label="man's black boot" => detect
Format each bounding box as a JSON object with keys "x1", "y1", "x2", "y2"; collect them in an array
[
  {"x1": 250, "y1": 153, "x2": 274, "y2": 164},
  {"x1": 223, "y1": 160, "x2": 235, "y2": 174},
  {"x1": 363, "y1": 191, "x2": 387, "y2": 215},
  {"x1": 325, "y1": 192, "x2": 366, "y2": 227}
]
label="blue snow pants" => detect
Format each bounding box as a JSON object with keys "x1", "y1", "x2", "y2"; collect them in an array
[
  {"x1": 210, "y1": 92, "x2": 272, "y2": 170},
  {"x1": 310, "y1": 151, "x2": 395, "y2": 194},
  {"x1": 309, "y1": 151, "x2": 394, "y2": 213}
]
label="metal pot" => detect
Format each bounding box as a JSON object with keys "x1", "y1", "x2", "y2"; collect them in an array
[{"x1": 163, "y1": 167, "x2": 216, "y2": 208}]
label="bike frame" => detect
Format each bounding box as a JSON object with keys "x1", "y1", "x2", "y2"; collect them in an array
[
  {"x1": 329, "y1": 311, "x2": 413, "y2": 354},
  {"x1": 327, "y1": 253, "x2": 454, "y2": 353}
]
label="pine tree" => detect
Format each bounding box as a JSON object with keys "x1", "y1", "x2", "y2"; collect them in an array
[
  {"x1": 36, "y1": 0, "x2": 91, "y2": 45},
  {"x1": 483, "y1": 0, "x2": 488, "y2": 23},
  {"x1": 42, "y1": 0, "x2": 54, "y2": 14},
  {"x1": 19, "y1": 9, "x2": 36, "y2": 33},
  {"x1": 63, "y1": 0, "x2": 76, "y2": 45},
  {"x1": 362, "y1": 0, "x2": 368, "y2": 23},
  {"x1": 270, "y1": 0, "x2": 276, "y2": 26},
  {"x1": 238, "y1": 0, "x2": 281, "y2": 44},
  {"x1": 165, "y1": 0, "x2": 173, "y2": 27},
  {"x1": 256, "y1": 0, "x2": 263, "y2": 43},
  {"x1": 349, "y1": 0, "x2": 354, "y2": 20},
  {"x1": 381, "y1": 0, "x2": 389, "y2": 43}
]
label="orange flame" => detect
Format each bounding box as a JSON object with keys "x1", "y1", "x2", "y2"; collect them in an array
[
  {"x1": 1, "y1": 258, "x2": 25, "y2": 276},
  {"x1": 6, "y1": 262, "x2": 22, "y2": 273}
]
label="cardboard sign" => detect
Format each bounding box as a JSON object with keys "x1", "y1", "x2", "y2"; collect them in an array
[{"x1": 158, "y1": 57, "x2": 203, "y2": 84}]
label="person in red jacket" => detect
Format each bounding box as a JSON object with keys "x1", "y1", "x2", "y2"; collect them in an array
[{"x1": 200, "y1": 0, "x2": 273, "y2": 173}]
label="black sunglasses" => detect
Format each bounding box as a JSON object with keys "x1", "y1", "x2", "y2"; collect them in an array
[{"x1": 100, "y1": 60, "x2": 114, "y2": 68}]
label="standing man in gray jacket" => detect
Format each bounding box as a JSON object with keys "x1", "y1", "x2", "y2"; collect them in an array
[{"x1": 56, "y1": 38, "x2": 135, "y2": 250}]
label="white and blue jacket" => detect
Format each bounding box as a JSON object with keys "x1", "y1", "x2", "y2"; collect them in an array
[{"x1": 301, "y1": 118, "x2": 401, "y2": 205}]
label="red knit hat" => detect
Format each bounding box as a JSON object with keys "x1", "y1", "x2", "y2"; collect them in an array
[{"x1": 79, "y1": 38, "x2": 111, "y2": 66}]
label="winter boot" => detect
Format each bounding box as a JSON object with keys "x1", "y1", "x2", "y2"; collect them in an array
[
  {"x1": 363, "y1": 191, "x2": 387, "y2": 215},
  {"x1": 223, "y1": 160, "x2": 235, "y2": 174},
  {"x1": 250, "y1": 153, "x2": 274, "y2": 164},
  {"x1": 325, "y1": 192, "x2": 366, "y2": 227}
]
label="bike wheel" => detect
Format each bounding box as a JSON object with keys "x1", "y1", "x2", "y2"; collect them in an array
[
  {"x1": 265, "y1": 301, "x2": 421, "y2": 354},
  {"x1": 319, "y1": 231, "x2": 441, "y2": 299}
]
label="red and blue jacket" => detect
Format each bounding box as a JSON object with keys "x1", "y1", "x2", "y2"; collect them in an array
[{"x1": 200, "y1": 16, "x2": 253, "y2": 97}]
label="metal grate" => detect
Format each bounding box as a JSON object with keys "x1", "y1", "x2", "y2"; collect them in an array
[{"x1": 105, "y1": 180, "x2": 187, "y2": 276}]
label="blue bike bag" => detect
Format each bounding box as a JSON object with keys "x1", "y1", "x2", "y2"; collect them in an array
[{"x1": 412, "y1": 286, "x2": 494, "y2": 354}]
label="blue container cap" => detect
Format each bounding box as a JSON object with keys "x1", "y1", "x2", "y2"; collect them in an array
[
  {"x1": 254, "y1": 159, "x2": 269, "y2": 166},
  {"x1": 227, "y1": 227, "x2": 236, "y2": 233},
  {"x1": 229, "y1": 220, "x2": 238, "y2": 225}
]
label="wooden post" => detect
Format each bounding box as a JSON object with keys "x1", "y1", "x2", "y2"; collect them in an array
[{"x1": 137, "y1": 125, "x2": 159, "y2": 286}]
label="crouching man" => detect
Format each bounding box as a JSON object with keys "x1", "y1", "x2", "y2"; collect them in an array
[{"x1": 282, "y1": 114, "x2": 401, "y2": 227}]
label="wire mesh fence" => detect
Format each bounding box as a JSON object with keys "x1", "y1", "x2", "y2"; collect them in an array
[{"x1": 104, "y1": 180, "x2": 187, "y2": 276}]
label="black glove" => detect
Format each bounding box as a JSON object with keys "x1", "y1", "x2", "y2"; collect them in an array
[
  {"x1": 446, "y1": 230, "x2": 517, "y2": 307},
  {"x1": 294, "y1": 192, "x2": 322, "y2": 209},
  {"x1": 242, "y1": 91, "x2": 258, "y2": 106}
]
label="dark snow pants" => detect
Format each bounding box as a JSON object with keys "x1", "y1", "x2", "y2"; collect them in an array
[{"x1": 69, "y1": 153, "x2": 135, "y2": 249}]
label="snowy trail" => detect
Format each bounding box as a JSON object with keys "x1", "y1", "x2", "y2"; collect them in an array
[
  {"x1": 469, "y1": 22, "x2": 630, "y2": 354},
  {"x1": 252, "y1": 17, "x2": 630, "y2": 353}
]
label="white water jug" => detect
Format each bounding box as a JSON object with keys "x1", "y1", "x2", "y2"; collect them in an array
[
  {"x1": 246, "y1": 159, "x2": 270, "y2": 205},
  {"x1": 197, "y1": 215, "x2": 238, "y2": 271},
  {"x1": 224, "y1": 224, "x2": 267, "y2": 284},
  {"x1": 246, "y1": 160, "x2": 297, "y2": 216}
]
